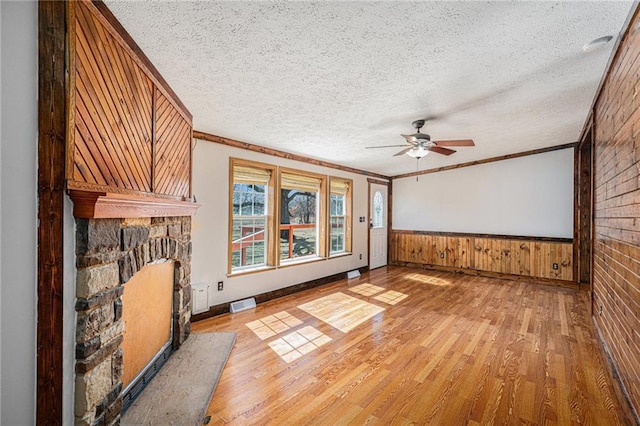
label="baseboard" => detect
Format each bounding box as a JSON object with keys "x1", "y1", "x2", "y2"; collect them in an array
[
  {"x1": 592, "y1": 318, "x2": 639, "y2": 424},
  {"x1": 191, "y1": 266, "x2": 369, "y2": 322},
  {"x1": 389, "y1": 261, "x2": 579, "y2": 290}
]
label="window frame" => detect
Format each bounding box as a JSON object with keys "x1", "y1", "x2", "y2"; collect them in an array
[
  {"x1": 328, "y1": 176, "x2": 352, "y2": 257},
  {"x1": 278, "y1": 167, "x2": 327, "y2": 266},
  {"x1": 227, "y1": 160, "x2": 356, "y2": 275},
  {"x1": 228, "y1": 158, "x2": 277, "y2": 275}
]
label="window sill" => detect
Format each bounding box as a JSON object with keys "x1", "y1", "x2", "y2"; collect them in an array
[
  {"x1": 228, "y1": 265, "x2": 276, "y2": 277},
  {"x1": 278, "y1": 256, "x2": 326, "y2": 269},
  {"x1": 228, "y1": 253, "x2": 350, "y2": 276},
  {"x1": 329, "y1": 252, "x2": 352, "y2": 259}
]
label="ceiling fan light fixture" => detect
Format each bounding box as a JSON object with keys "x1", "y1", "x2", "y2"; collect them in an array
[{"x1": 406, "y1": 146, "x2": 429, "y2": 159}]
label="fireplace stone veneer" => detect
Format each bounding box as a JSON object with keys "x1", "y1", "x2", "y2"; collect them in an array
[{"x1": 74, "y1": 216, "x2": 192, "y2": 425}]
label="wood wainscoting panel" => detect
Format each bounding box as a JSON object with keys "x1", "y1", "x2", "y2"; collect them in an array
[{"x1": 390, "y1": 230, "x2": 574, "y2": 283}]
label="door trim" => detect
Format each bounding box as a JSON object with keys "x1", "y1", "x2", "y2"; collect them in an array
[{"x1": 367, "y1": 178, "x2": 389, "y2": 270}]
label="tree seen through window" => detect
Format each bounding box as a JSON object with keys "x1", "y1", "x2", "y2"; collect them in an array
[{"x1": 280, "y1": 188, "x2": 317, "y2": 260}]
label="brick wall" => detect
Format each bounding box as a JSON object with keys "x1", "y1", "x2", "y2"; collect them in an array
[{"x1": 592, "y1": 7, "x2": 640, "y2": 419}]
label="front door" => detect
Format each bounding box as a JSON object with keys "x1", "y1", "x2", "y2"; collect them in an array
[{"x1": 369, "y1": 183, "x2": 388, "y2": 269}]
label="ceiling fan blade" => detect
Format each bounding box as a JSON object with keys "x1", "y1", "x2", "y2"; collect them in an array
[
  {"x1": 393, "y1": 147, "x2": 413, "y2": 157},
  {"x1": 401, "y1": 134, "x2": 418, "y2": 143},
  {"x1": 427, "y1": 146, "x2": 456, "y2": 156},
  {"x1": 365, "y1": 144, "x2": 410, "y2": 149},
  {"x1": 433, "y1": 139, "x2": 475, "y2": 147}
]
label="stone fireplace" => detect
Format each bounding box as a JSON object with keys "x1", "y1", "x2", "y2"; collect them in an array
[{"x1": 74, "y1": 216, "x2": 192, "y2": 425}]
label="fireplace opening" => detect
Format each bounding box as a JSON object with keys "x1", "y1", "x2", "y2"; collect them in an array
[{"x1": 121, "y1": 260, "x2": 175, "y2": 411}]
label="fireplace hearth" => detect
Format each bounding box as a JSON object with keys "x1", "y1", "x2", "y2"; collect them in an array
[{"x1": 74, "y1": 216, "x2": 192, "y2": 425}]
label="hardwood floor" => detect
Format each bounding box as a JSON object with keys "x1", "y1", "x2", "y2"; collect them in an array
[{"x1": 192, "y1": 266, "x2": 628, "y2": 425}]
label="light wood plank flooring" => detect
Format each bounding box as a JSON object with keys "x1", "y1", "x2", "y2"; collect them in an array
[{"x1": 192, "y1": 266, "x2": 627, "y2": 425}]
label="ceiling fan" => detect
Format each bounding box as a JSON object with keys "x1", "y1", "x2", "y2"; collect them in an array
[{"x1": 366, "y1": 119, "x2": 475, "y2": 159}]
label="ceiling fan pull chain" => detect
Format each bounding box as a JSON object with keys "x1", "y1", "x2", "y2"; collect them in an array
[{"x1": 416, "y1": 158, "x2": 419, "y2": 182}]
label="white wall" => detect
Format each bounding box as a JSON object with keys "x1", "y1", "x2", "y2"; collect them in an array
[
  {"x1": 1, "y1": 1, "x2": 37, "y2": 423},
  {"x1": 393, "y1": 148, "x2": 574, "y2": 238},
  {"x1": 191, "y1": 140, "x2": 370, "y2": 307},
  {"x1": 63, "y1": 199, "x2": 76, "y2": 425}
]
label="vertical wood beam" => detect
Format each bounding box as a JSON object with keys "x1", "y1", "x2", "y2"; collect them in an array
[
  {"x1": 366, "y1": 181, "x2": 371, "y2": 269},
  {"x1": 189, "y1": 127, "x2": 194, "y2": 198},
  {"x1": 578, "y1": 131, "x2": 593, "y2": 285},
  {"x1": 590, "y1": 121, "x2": 597, "y2": 316},
  {"x1": 574, "y1": 124, "x2": 594, "y2": 287},
  {"x1": 573, "y1": 144, "x2": 580, "y2": 283},
  {"x1": 37, "y1": 1, "x2": 67, "y2": 424},
  {"x1": 387, "y1": 180, "x2": 392, "y2": 265}
]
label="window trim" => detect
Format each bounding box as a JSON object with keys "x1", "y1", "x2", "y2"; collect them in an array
[
  {"x1": 328, "y1": 176, "x2": 353, "y2": 257},
  {"x1": 227, "y1": 160, "x2": 355, "y2": 275},
  {"x1": 228, "y1": 158, "x2": 277, "y2": 275}
]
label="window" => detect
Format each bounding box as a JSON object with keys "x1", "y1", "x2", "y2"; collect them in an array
[
  {"x1": 279, "y1": 169, "x2": 326, "y2": 263},
  {"x1": 232, "y1": 183, "x2": 265, "y2": 268},
  {"x1": 229, "y1": 160, "x2": 353, "y2": 273},
  {"x1": 229, "y1": 160, "x2": 276, "y2": 273},
  {"x1": 330, "y1": 194, "x2": 344, "y2": 252},
  {"x1": 329, "y1": 177, "x2": 352, "y2": 255},
  {"x1": 372, "y1": 190, "x2": 384, "y2": 228}
]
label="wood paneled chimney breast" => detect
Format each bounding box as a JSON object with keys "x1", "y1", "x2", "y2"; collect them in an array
[{"x1": 67, "y1": 0, "x2": 199, "y2": 218}]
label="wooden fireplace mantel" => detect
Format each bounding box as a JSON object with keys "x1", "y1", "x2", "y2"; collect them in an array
[{"x1": 69, "y1": 190, "x2": 201, "y2": 219}]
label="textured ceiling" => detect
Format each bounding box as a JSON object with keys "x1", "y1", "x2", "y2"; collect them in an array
[{"x1": 105, "y1": 1, "x2": 633, "y2": 176}]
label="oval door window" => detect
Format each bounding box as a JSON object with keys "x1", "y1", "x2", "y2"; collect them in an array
[{"x1": 372, "y1": 190, "x2": 384, "y2": 228}]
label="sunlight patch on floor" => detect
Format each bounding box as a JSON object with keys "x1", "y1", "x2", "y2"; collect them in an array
[
  {"x1": 349, "y1": 283, "x2": 385, "y2": 296},
  {"x1": 374, "y1": 290, "x2": 408, "y2": 305},
  {"x1": 298, "y1": 292, "x2": 385, "y2": 333},
  {"x1": 268, "y1": 326, "x2": 332, "y2": 363},
  {"x1": 245, "y1": 311, "x2": 304, "y2": 340},
  {"x1": 406, "y1": 273, "x2": 452, "y2": 286}
]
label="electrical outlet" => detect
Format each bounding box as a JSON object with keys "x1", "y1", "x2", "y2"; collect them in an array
[
  {"x1": 440, "y1": 252, "x2": 445, "y2": 259},
  {"x1": 599, "y1": 305, "x2": 603, "y2": 315},
  {"x1": 359, "y1": 253, "x2": 362, "y2": 260},
  {"x1": 217, "y1": 281, "x2": 224, "y2": 291},
  {"x1": 552, "y1": 263, "x2": 559, "y2": 270}
]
